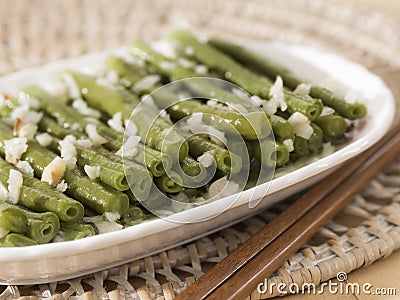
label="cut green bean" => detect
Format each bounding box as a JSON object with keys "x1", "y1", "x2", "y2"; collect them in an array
[
  {"x1": 167, "y1": 99, "x2": 269, "y2": 140},
  {"x1": 308, "y1": 123, "x2": 324, "y2": 154},
  {"x1": 154, "y1": 171, "x2": 183, "y2": 194},
  {"x1": 105, "y1": 55, "x2": 144, "y2": 87},
  {"x1": 208, "y1": 37, "x2": 367, "y2": 120},
  {"x1": 314, "y1": 115, "x2": 347, "y2": 139},
  {"x1": 270, "y1": 115, "x2": 295, "y2": 143},
  {"x1": 0, "y1": 233, "x2": 38, "y2": 247},
  {"x1": 64, "y1": 70, "x2": 139, "y2": 120},
  {"x1": 54, "y1": 222, "x2": 96, "y2": 241},
  {"x1": 251, "y1": 140, "x2": 289, "y2": 167},
  {"x1": 186, "y1": 135, "x2": 242, "y2": 174},
  {"x1": 129, "y1": 42, "x2": 254, "y2": 109},
  {"x1": 168, "y1": 30, "x2": 324, "y2": 121},
  {"x1": 291, "y1": 136, "x2": 310, "y2": 161},
  {"x1": 0, "y1": 156, "x2": 84, "y2": 223},
  {"x1": 8, "y1": 206, "x2": 60, "y2": 244},
  {"x1": 0, "y1": 203, "x2": 29, "y2": 234},
  {"x1": 0, "y1": 121, "x2": 129, "y2": 216},
  {"x1": 121, "y1": 205, "x2": 146, "y2": 226}
]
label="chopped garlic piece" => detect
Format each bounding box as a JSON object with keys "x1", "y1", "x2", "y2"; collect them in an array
[
  {"x1": 133, "y1": 75, "x2": 160, "y2": 93},
  {"x1": 63, "y1": 73, "x2": 81, "y2": 99},
  {"x1": 269, "y1": 76, "x2": 286, "y2": 111},
  {"x1": 288, "y1": 112, "x2": 313, "y2": 139},
  {"x1": 7, "y1": 169, "x2": 23, "y2": 204},
  {"x1": 85, "y1": 124, "x2": 108, "y2": 146},
  {"x1": 16, "y1": 161, "x2": 34, "y2": 176},
  {"x1": 125, "y1": 120, "x2": 138, "y2": 136},
  {"x1": 106, "y1": 70, "x2": 120, "y2": 86},
  {"x1": 0, "y1": 183, "x2": 8, "y2": 202},
  {"x1": 194, "y1": 65, "x2": 208, "y2": 75},
  {"x1": 179, "y1": 113, "x2": 227, "y2": 145},
  {"x1": 17, "y1": 92, "x2": 40, "y2": 109},
  {"x1": 43, "y1": 81, "x2": 69, "y2": 102},
  {"x1": 59, "y1": 135, "x2": 77, "y2": 169},
  {"x1": 4, "y1": 137, "x2": 28, "y2": 165},
  {"x1": 320, "y1": 106, "x2": 335, "y2": 117},
  {"x1": 84, "y1": 165, "x2": 101, "y2": 180},
  {"x1": 10, "y1": 105, "x2": 43, "y2": 125},
  {"x1": 41, "y1": 157, "x2": 66, "y2": 186},
  {"x1": 198, "y1": 153, "x2": 214, "y2": 167},
  {"x1": 283, "y1": 139, "x2": 295, "y2": 152},
  {"x1": 83, "y1": 215, "x2": 123, "y2": 233},
  {"x1": 206, "y1": 176, "x2": 240, "y2": 200},
  {"x1": 72, "y1": 98, "x2": 101, "y2": 118},
  {"x1": 293, "y1": 83, "x2": 311, "y2": 96},
  {"x1": 18, "y1": 123, "x2": 38, "y2": 140},
  {"x1": 104, "y1": 212, "x2": 121, "y2": 223},
  {"x1": 35, "y1": 132, "x2": 53, "y2": 147},
  {"x1": 107, "y1": 112, "x2": 125, "y2": 133},
  {"x1": 56, "y1": 180, "x2": 68, "y2": 192},
  {"x1": 94, "y1": 220, "x2": 123, "y2": 234},
  {"x1": 76, "y1": 138, "x2": 93, "y2": 148},
  {"x1": 116, "y1": 135, "x2": 141, "y2": 157}
]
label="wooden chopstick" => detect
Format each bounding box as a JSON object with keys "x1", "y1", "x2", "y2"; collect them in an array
[{"x1": 176, "y1": 122, "x2": 400, "y2": 300}]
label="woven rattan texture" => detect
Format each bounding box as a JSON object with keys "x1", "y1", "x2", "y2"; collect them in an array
[{"x1": 0, "y1": 0, "x2": 399, "y2": 299}]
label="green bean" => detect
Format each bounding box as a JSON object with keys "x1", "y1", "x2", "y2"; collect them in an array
[
  {"x1": 132, "y1": 104, "x2": 189, "y2": 161},
  {"x1": 314, "y1": 115, "x2": 347, "y2": 139},
  {"x1": 22, "y1": 86, "x2": 85, "y2": 131},
  {"x1": 8, "y1": 206, "x2": 60, "y2": 244},
  {"x1": 0, "y1": 156, "x2": 84, "y2": 223},
  {"x1": 0, "y1": 203, "x2": 29, "y2": 234},
  {"x1": 38, "y1": 115, "x2": 86, "y2": 140},
  {"x1": 27, "y1": 213, "x2": 59, "y2": 244},
  {"x1": 154, "y1": 171, "x2": 183, "y2": 194},
  {"x1": 104, "y1": 55, "x2": 144, "y2": 87},
  {"x1": 308, "y1": 123, "x2": 324, "y2": 154},
  {"x1": 0, "y1": 233, "x2": 38, "y2": 247},
  {"x1": 285, "y1": 92, "x2": 323, "y2": 121},
  {"x1": 135, "y1": 144, "x2": 170, "y2": 177},
  {"x1": 40, "y1": 113, "x2": 168, "y2": 178},
  {"x1": 121, "y1": 205, "x2": 146, "y2": 226},
  {"x1": 208, "y1": 37, "x2": 367, "y2": 120},
  {"x1": 0, "y1": 121, "x2": 129, "y2": 215},
  {"x1": 270, "y1": 115, "x2": 295, "y2": 143},
  {"x1": 62, "y1": 71, "x2": 188, "y2": 162},
  {"x1": 129, "y1": 41, "x2": 255, "y2": 110},
  {"x1": 63, "y1": 168, "x2": 129, "y2": 215},
  {"x1": 54, "y1": 222, "x2": 96, "y2": 241},
  {"x1": 186, "y1": 135, "x2": 242, "y2": 174},
  {"x1": 168, "y1": 31, "x2": 324, "y2": 121},
  {"x1": 290, "y1": 136, "x2": 310, "y2": 161},
  {"x1": 180, "y1": 156, "x2": 204, "y2": 177},
  {"x1": 64, "y1": 70, "x2": 139, "y2": 120},
  {"x1": 250, "y1": 140, "x2": 289, "y2": 167},
  {"x1": 47, "y1": 136, "x2": 131, "y2": 192},
  {"x1": 167, "y1": 99, "x2": 269, "y2": 140},
  {"x1": 169, "y1": 31, "x2": 269, "y2": 96},
  {"x1": 24, "y1": 86, "x2": 124, "y2": 150}
]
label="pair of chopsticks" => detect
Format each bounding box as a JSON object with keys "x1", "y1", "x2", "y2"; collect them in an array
[{"x1": 176, "y1": 121, "x2": 400, "y2": 300}]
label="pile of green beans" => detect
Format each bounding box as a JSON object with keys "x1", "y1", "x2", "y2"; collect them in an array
[{"x1": 0, "y1": 31, "x2": 367, "y2": 247}]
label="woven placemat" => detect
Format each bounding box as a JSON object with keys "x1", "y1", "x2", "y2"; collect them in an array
[{"x1": 0, "y1": 0, "x2": 399, "y2": 299}]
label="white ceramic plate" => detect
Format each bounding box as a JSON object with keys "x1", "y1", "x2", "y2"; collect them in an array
[{"x1": 0, "y1": 40, "x2": 395, "y2": 284}]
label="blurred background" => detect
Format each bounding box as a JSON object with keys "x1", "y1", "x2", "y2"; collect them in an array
[{"x1": 0, "y1": 0, "x2": 398, "y2": 75}]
